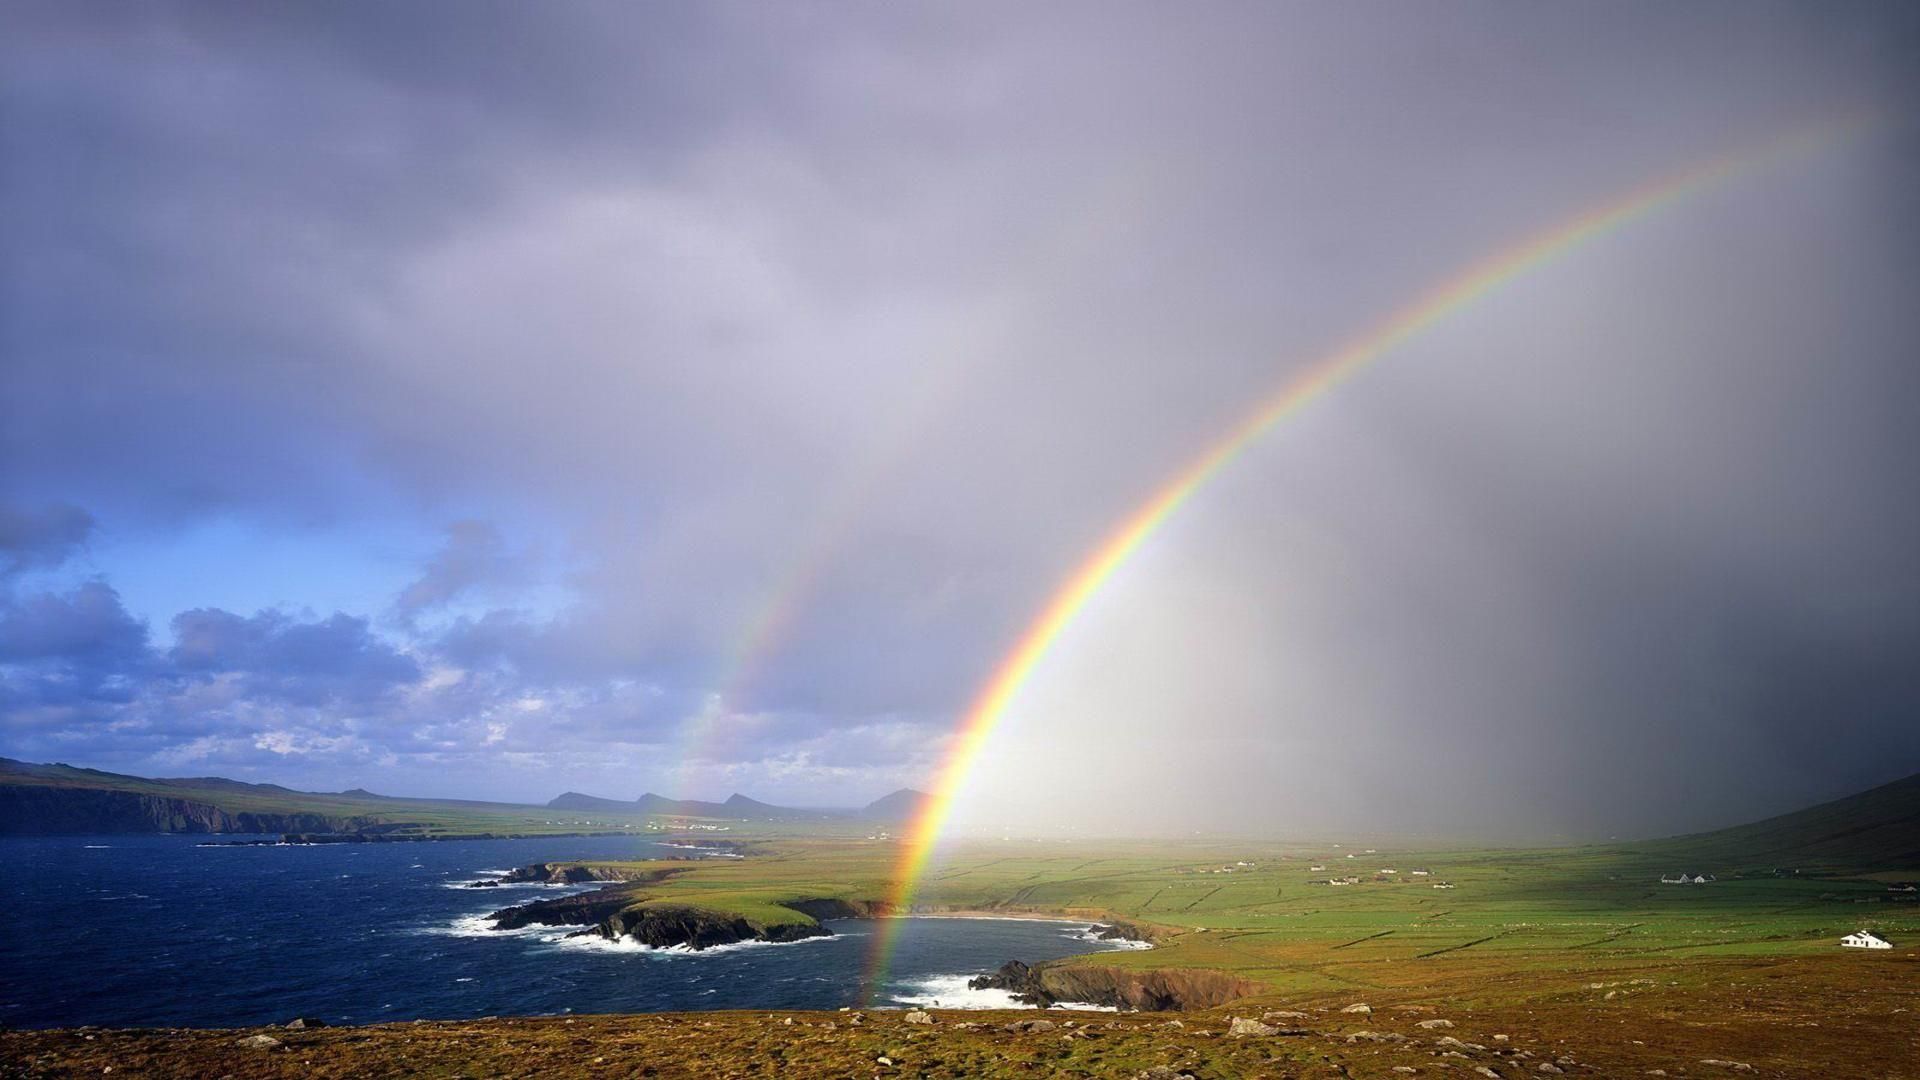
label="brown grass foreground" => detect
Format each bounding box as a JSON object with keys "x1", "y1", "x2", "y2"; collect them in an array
[{"x1": 5, "y1": 953, "x2": 1914, "y2": 1079}]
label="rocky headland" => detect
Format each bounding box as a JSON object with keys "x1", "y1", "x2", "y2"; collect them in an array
[{"x1": 0, "y1": 785, "x2": 381, "y2": 836}]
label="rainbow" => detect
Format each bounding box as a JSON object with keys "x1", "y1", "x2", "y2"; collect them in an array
[
  {"x1": 860, "y1": 115, "x2": 1870, "y2": 1000},
  {"x1": 667, "y1": 170, "x2": 1169, "y2": 797}
]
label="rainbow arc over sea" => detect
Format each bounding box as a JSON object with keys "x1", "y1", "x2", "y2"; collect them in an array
[{"x1": 859, "y1": 115, "x2": 1871, "y2": 1001}]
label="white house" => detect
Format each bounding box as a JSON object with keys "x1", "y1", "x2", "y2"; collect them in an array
[{"x1": 1841, "y1": 931, "x2": 1892, "y2": 950}]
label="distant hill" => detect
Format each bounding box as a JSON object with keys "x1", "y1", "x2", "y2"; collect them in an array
[
  {"x1": 0, "y1": 757, "x2": 556, "y2": 836},
  {"x1": 862, "y1": 788, "x2": 930, "y2": 823},
  {"x1": 1644, "y1": 770, "x2": 1920, "y2": 870},
  {"x1": 547, "y1": 791, "x2": 640, "y2": 813}
]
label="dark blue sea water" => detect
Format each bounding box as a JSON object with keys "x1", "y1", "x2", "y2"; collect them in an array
[{"x1": 0, "y1": 835, "x2": 1129, "y2": 1029}]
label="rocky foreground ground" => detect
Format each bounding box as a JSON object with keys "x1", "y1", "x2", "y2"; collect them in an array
[{"x1": 5, "y1": 955, "x2": 1916, "y2": 1080}]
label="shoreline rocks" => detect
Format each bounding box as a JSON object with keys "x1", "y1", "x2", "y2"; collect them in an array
[{"x1": 968, "y1": 959, "x2": 1261, "y2": 1011}]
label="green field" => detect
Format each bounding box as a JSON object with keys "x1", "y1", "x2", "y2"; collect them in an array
[{"x1": 542, "y1": 830, "x2": 1917, "y2": 993}]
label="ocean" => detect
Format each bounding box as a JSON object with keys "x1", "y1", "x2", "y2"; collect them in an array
[{"x1": 0, "y1": 835, "x2": 1128, "y2": 1029}]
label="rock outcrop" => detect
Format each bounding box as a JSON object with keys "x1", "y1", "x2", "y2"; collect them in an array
[
  {"x1": 968, "y1": 959, "x2": 1260, "y2": 1011},
  {"x1": 596, "y1": 906, "x2": 831, "y2": 949},
  {"x1": 1084, "y1": 920, "x2": 1160, "y2": 944},
  {"x1": 495, "y1": 862, "x2": 613, "y2": 885},
  {"x1": 489, "y1": 888, "x2": 643, "y2": 932}
]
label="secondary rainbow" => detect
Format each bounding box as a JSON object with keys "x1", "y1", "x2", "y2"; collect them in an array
[
  {"x1": 860, "y1": 115, "x2": 1869, "y2": 999},
  {"x1": 667, "y1": 170, "x2": 1168, "y2": 799}
]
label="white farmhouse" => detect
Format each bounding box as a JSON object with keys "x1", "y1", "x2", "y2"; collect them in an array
[{"x1": 1841, "y1": 930, "x2": 1892, "y2": 950}]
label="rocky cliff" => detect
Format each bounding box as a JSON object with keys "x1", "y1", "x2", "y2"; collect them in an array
[{"x1": 0, "y1": 785, "x2": 376, "y2": 836}]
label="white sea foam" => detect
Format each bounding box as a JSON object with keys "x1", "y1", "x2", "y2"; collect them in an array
[
  {"x1": 425, "y1": 912, "x2": 580, "y2": 942},
  {"x1": 550, "y1": 931, "x2": 840, "y2": 957},
  {"x1": 886, "y1": 973, "x2": 1122, "y2": 1012},
  {"x1": 437, "y1": 880, "x2": 595, "y2": 892},
  {"x1": 888, "y1": 974, "x2": 1036, "y2": 1010},
  {"x1": 660, "y1": 844, "x2": 745, "y2": 858},
  {"x1": 83, "y1": 845, "x2": 112, "y2": 849}
]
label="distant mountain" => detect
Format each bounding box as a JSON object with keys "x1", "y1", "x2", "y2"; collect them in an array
[
  {"x1": 543, "y1": 787, "x2": 933, "y2": 823},
  {"x1": 1648, "y1": 770, "x2": 1920, "y2": 870},
  {"x1": 634, "y1": 792, "x2": 736, "y2": 817},
  {"x1": 0, "y1": 757, "x2": 928, "y2": 836},
  {"x1": 862, "y1": 788, "x2": 930, "y2": 823}
]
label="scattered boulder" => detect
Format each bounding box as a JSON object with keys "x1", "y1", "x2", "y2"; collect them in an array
[
  {"x1": 1263, "y1": 1009, "x2": 1310, "y2": 1020},
  {"x1": 235, "y1": 1035, "x2": 281, "y2": 1051},
  {"x1": 1538, "y1": 1065, "x2": 1565, "y2": 1075},
  {"x1": 1134, "y1": 1068, "x2": 1196, "y2": 1080},
  {"x1": 1229, "y1": 1017, "x2": 1278, "y2": 1036},
  {"x1": 1341, "y1": 1003, "x2": 1373, "y2": 1014},
  {"x1": 1347, "y1": 1030, "x2": 1407, "y2": 1043},
  {"x1": 1417, "y1": 1019, "x2": 1456, "y2": 1030},
  {"x1": 282, "y1": 1018, "x2": 327, "y2": 1030},
  {"x1": 1393, "y1": 1069, "x2": 1419, "y2": 1076},
  {"x1": 1699, "y1": 1061, "x2": 1754, "y2": 1073}
]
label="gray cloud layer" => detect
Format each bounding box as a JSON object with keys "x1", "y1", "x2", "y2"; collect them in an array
[{"x1": 3, "y1": 2, "x2": 1918, "y2": 836}]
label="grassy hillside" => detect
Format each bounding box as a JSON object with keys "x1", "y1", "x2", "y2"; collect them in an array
[{"x1": 1647, "y1": 770, "x2": 1920, "y2": 869}]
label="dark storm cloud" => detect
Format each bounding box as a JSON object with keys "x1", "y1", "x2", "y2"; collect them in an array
[
  {"x1": 0, "y1": 504, "x2": 94, "y2": 577},
  {"x1": 0, "y1": 581, "x2": 150, "y2": 725},
  {"x1": 3, "y1": 2, "x2": 1919, "y2": 826},
  {"x1": 0, "y1": 581, "x2": 145, "y2": 666},
  {"x1": 168, "y1": 609, "x2": 420, "y2": 706}
]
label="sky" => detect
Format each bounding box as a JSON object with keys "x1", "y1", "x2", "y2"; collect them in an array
[{"x1": 3, "y1": 2, "x2": 1918, "y2": 841}]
